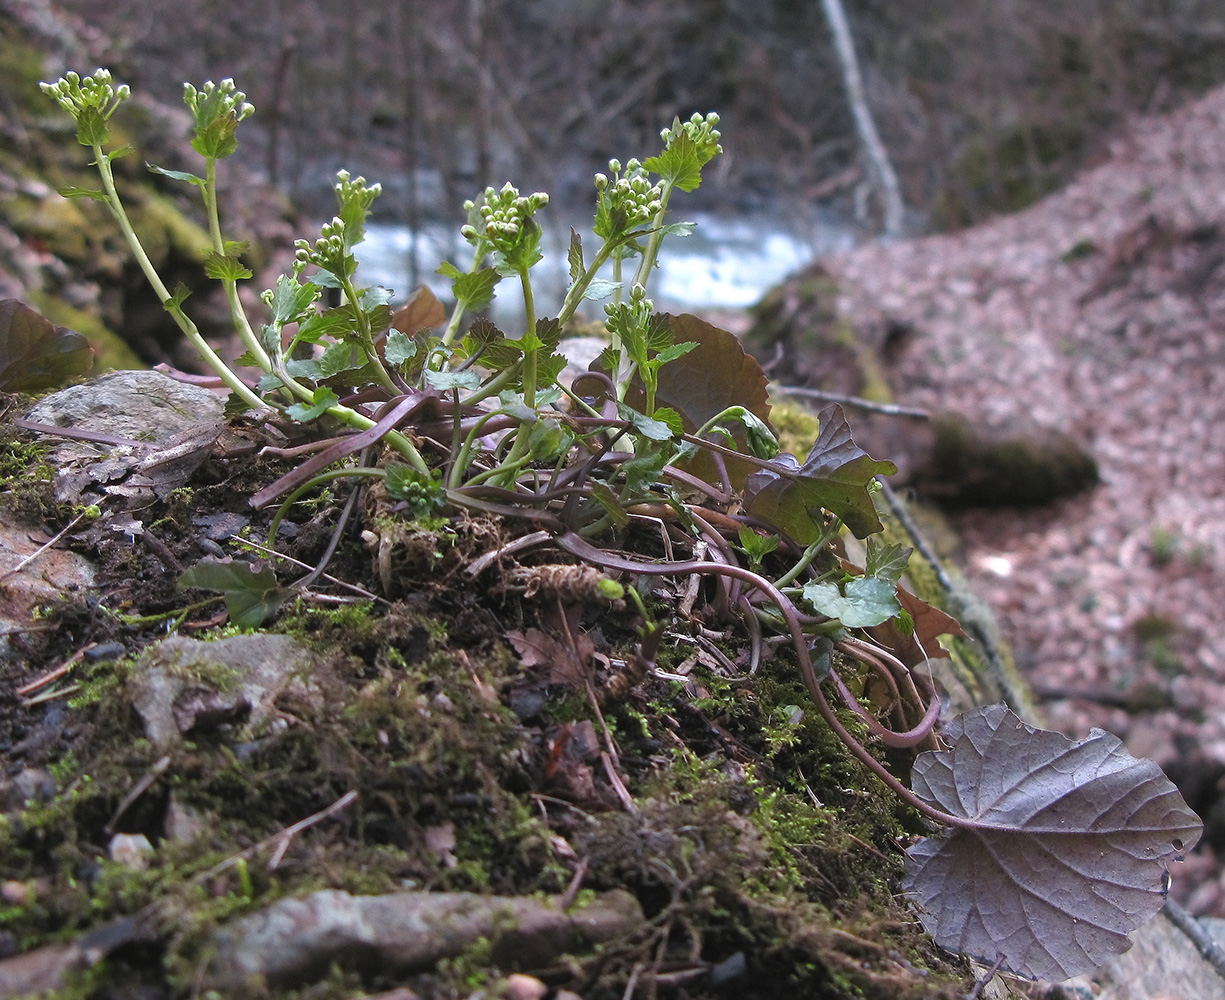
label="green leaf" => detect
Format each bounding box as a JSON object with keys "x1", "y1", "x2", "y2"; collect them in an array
[
  {"x1": 233, "y1": 348, "x2": 265, "y2": 368},
  {"x1": 285, "y1": 386, "x2": 339, "y2": 422},
  {"x1": 655, "y1": 340, "x2": 697, "y2": 365},
  {"x1": 535, "y1": 317, "x2": 563, "y2": 351},
  {"x1": 147, "y1": 164, "x2": 206, "y2": 187},
  {"x1": 74, "y1": 107, "x2": 109, "y2": 147},
  {"x1": 190, "y1": 114, "x2": 240, "y2": 160},
  {"x1": 737, "y1": 526, "x2": 780, "y2": 565},
  {"x1": 661, "y1": 221, "x2": 696, "y2": 237},
  {"x1": 803, "y1": 577, "x2": 900, "y2": 628},
  {"x1": 267, "y1": 274, "x2": 320, "y2": 325},
  {"x1": 443, "y1": 265, "x2": 500, "y2": 312},
  {"x1": 384, "y1": 331, "x2": 417, "y2": 366},
  {"x1": 0, "y1": 299, "x2": 93, "y2": 392},
  {"x1": 365, "y1": 302, "x2": 393, "y2": 339},
  {"x1": 651, "y1": 406, "x2": 684, "y2": 437},
  {"x1": 424, "y1": 369, "x2": 480, "y2": 392},
  {"x1": 163, "y1": 284, "x2": 192, "y2": 311},
  {"x1": 308, "y1": 270, "x2": 344, "y2": 290},
  {"x1": 643, "y1": 132, "x2": 704, "y2": 192},
  {"x1": 620, "y1": 448, "x2": 669, "y2": 498},
  {"x1": 536, "y1": 352, "x2": 567, "y2": 389},
  {"x1": 359, "y1": 285, "x2": 393, "y2": 310},
  {"x1": 203, "y1": 251, "x2": 253, "y2": 281},
  {"x1": 568, "y1": 229, "x2": 584, "y2": 284},
  {"x1": 178, "y1": 558, "x2": 289, "y2": 629},
  {"x1": 527, "y1": 418, "x2": 573, "y2": 461},
  {"x1": 296, "y1": 308, "x2": 352, "y2": 344},
  {"x1": 317, "y1": 341, "x2": 368, "y2": 378},
  {"x1": 617, "y1": 403, "x2": 676, "y2": 443},
  {"x1": 589, "y1": 483, "x2": 631, "y2": 529},
  {"x1": 865, "y1": 538, "x2": 912, "y2": 587},
  {"x1": 518, "y1": 330, "x2": 545, "y2": 354},
  {"x1": 56, "y1": 185, "x2": 109, "y2": 202},
  {"x1": 582, "y1": 278, "x2": 621, "y2": 301},
  {"x1": 492, "y1": 217, "x2": 544, "y2": 276},
  {"x1": 283, "y1": 357, "x2": 321, "y2": 380},
  {"x1": 462, "y1": 317, "x2": 502, "y2": 350}
]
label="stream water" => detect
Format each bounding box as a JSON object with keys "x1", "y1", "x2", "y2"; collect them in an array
[{"x1": 353, "y1": 210, "x2": 857, "y2": 322}]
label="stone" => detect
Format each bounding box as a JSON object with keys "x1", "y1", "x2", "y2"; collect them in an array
[
  {"x1": 127, "y1": 634, "x2": 325, "y2": 749},
  {"x1": 23, "y1": 369, "x2": 224, "y2": 505},
  {"x1": 0, "y1": 508, "x2": 95, "y2": 661},
  {"x1": 204, "y1": 888, "x2": 644, "y2": 991}
]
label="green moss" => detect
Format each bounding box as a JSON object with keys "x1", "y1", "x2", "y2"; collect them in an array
[
  {"x1": 0, "y1": 425, "x2": 61, "y2": 523},
  {"x1": 768, "y1": 396, "x2": 821, "y2": 457}
]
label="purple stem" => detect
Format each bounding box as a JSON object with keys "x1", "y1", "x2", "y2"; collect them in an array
[{"x1": 552, "y1": 531, "x2": 974, "y2": 831}]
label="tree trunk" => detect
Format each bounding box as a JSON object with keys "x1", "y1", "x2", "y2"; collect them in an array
[{"x1": 819, "y1": 0, "x2": 905, "y2": 238}]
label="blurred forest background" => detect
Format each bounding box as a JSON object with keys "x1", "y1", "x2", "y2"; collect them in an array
[{"x1": 54, "y1": 0, "x2": 1225, "y2": 237}]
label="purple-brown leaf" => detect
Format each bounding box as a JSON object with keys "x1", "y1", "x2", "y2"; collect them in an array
[
  {"x1": 626, "y1": 313, "x2": 772, "y2": 489},
  {"x1": 0, "y1": 299, "x2": 93, "y2": 392},
  {"x1": 902, "y1": 704, "x2": 1202, "y2": 981},
  {"x1": 744, "y1": 404, "x2": 897, "y2": 540}
]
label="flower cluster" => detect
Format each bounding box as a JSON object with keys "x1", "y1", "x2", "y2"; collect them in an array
[
  {"x1": 605, "y1": 280, "x2": 654, "y2": 329},
  {"x1": 182, "y1": 79, "x2": 254, "y2": 126},
  {"x1": 334, "y1": 169, "x2": 381, "y2": 215},
  {"x1": 293, "y1": 217, "x2": 354, "y2": 278},
  {"x1": 182, "y1": 79, "x2": 254, "y2": 160},
  {"x1": 461, "y1": 182, "x2": 549, "y2": 254},
  {"x1": 593, "y1": 158, "x2": 663, "y2": 239},
  {"x1": 661, "y1": 111, "x2": 722, "y2": 161},
  {"x1": 39, "y1": 69, "x2": 130, "y2": 146}
]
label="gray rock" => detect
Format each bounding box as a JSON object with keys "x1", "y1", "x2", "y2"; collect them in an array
[
  {"x1": 24, "y1": 369, "x2": 224, "y2": 504},
  {"x1": 205, "y1": 888, "x2": 644, "y2": 991},
  {"x1": 0, "y1": 508, "x2": 96, "y2": 663},
  {"x1": 25, "y1": 369, "x2": 223, "y2": 448},
  {"x1": 127, "y1": 634, "x2": 324, "y2": 749}
]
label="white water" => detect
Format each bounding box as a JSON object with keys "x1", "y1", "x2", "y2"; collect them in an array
[{"x1": 352, "y1": 210, "x2": 855, "y2": 322}]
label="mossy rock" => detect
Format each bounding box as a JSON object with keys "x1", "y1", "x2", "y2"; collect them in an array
[
  {"x1": 745, "y1": 264, "x2": 894, "y2": 403},
  {"x1": 909, "y1": 410, "x2": 1099, "y2": 508}
]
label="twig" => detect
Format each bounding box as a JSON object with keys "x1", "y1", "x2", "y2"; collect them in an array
[
  {"x1": 21, "y1": 683, "x2": 79, "y2": 705},
  {"x1": 289, "y1": 477, "x2": 363, "y2": 591},
  {"x1": 601, "y1": 752, "x2": 638, "y2": 815},
  {"x1": 557, "y1": 855, "x2": 590, "y2": 911},
  {"x1": 16, "y1": 642, "x2": 94, "y2": 697},
  {"x1": 12, "y1": 415, "x2": 147, "y2": 448},
  {"x1": 779, "y1": 385, "x2": 929, "y2": 419},
  {"x1": 1162, "y1": 897, "x2": 1225, "y2": 984},
  {"x1": 465, "y1": 529, "x2": 552, "y2": 576},
  {"x1": 0, "y1": 511, "x2": 92, "y2": 583},
  {"x1": 230, "y1": 537, "x2": 382, "y2": 601},
  {"x1": 622, "y1": 961, "x2": 644, "y2": 1000},
  {"x1": 963, "y1": 955, "x2": 1005, "y2": 1000},
  {"x1": 200, "y1": 790, "x2": 358, "y2": 879},
  {"x1": 106, "y1": 756, "x2": 171, "y2": 834}
]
